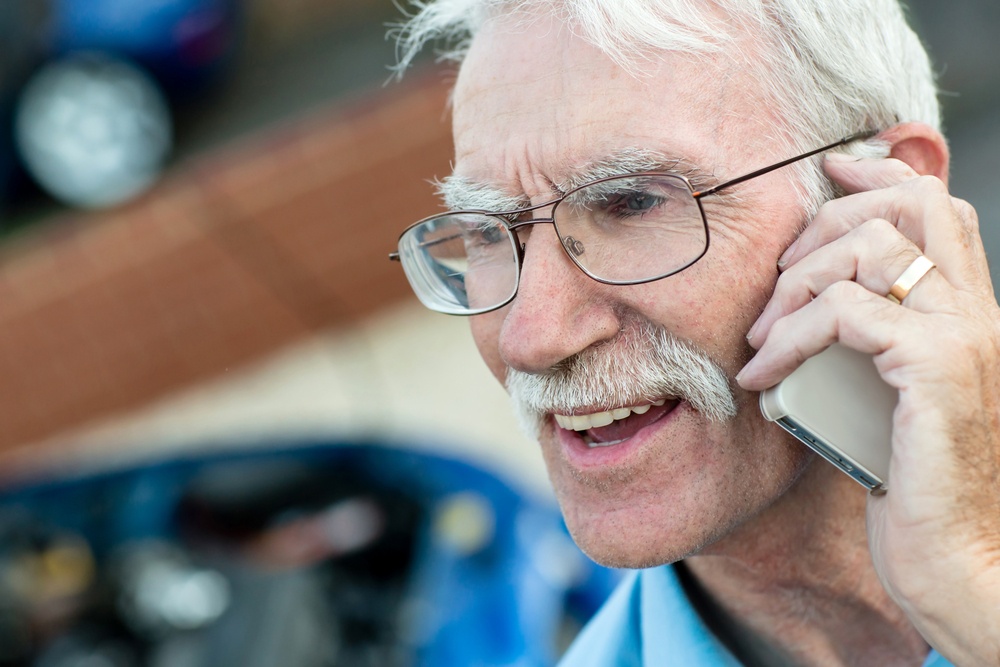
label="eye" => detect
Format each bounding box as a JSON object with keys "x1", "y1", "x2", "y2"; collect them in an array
[
  {"x1": 605, "y1": 189, "x2": 666, "y2": 217},
  {"x1": 621, "y1": 192, "x2": 659, "y2": 212},
  {"x1": 463, "y1": 223, "x2": 506, "y2": 250},
  {"x1": 480, "y1": 225, "x2": 505, "y2": 245}
]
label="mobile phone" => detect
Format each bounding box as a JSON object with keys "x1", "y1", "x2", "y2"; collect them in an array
[{"x1": 759, "y1": 343, "x2": 896, "y2": 493}]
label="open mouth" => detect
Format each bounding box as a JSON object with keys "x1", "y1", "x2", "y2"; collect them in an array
[{"x1": 552, "y1": 399, "x2": 680, "y2": 447}]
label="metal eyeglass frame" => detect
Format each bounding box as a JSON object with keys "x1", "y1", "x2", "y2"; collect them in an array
[{"x1": 389, "y1": 129, "x2": 878, "y2": 315}]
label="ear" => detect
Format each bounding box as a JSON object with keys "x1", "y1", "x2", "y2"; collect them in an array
[{"x1": 881, "y1": 121, "x2": 950, "y2": 186}]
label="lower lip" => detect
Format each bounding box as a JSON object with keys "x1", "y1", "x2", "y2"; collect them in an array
[{"x1": 554, "y1": 401, "x2": 686, "y2": 470}]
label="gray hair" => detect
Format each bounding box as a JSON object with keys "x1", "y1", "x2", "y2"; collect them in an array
[
  {"x1": 392, "y1": 0, "x2": 940, "y2": 216},
  {"x1": 507, "y1": 317, "x2": 738, "y2": 440}
]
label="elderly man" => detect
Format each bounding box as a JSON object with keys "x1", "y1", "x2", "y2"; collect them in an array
[{"x1": 389, "y1": 0, "x2": 1000, "y2": 664}]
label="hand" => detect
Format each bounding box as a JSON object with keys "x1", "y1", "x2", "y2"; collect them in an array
[{"x1": 736, "y1": 141, "x2": 1000, "y2": 665}]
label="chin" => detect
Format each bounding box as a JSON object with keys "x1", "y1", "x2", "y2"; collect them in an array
[
  {"x1": 557, "y1": 490, "x2": 740, "y2": 570},
  {"x1": 543, "y1": 418, "x2": 812, "y2": 569},
  {"x1": 565, "y1": 515, "x2": 699, "y2": 570}
]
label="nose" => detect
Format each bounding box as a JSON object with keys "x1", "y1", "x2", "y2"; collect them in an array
[{"x1": 497, "y1": 224, "x2": 622, "y2": 374}]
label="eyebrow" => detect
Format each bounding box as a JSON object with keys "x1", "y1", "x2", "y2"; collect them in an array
[
  {"x1": 562, "y1": 147, "x2": 717, "y2": 192},
  {"x1": 436, "y1": 147, "x2": 721, "y2": 213},
  {"x1": 435, "y1": 175, "x2": 528, "y2": 212}
]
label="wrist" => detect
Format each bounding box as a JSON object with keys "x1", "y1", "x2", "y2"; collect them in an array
[{"x1": 893, "y1": 545, "x2": 1000, "y2": 666}]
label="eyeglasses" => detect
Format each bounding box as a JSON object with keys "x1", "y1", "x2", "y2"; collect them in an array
[{"x1": 389, "y1": 130, "x2": 876, "y2": 315}]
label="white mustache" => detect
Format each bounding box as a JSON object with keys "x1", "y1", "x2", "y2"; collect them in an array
[{"x1": 505, "y1": 320, "x2": 737, "y2": 438}]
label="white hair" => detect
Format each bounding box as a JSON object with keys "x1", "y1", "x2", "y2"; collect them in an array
[
  {"x1": 392, "y1": 0, "x2": 940, "y2": 216},
  {"x1": 506, "y1": 315, "x2": 737, "y2": 439}
]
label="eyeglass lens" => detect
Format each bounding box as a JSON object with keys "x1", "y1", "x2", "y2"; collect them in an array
[
  {"x1": 555, "y1": 174, "x2": 706, "y2": 283},
  {"x1": 397, "y1": 174, "x2": 706, "y2": 314},
  {"x1": 398, "y1": 212, "x2": 520, "y2": 314}
]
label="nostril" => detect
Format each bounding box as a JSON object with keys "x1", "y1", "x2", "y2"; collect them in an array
[{"x1": 497, "y1": 277, "x2": 622, "y2": 375}]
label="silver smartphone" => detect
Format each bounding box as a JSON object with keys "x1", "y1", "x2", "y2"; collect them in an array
[{"x1": 759, "y1": 343, "x2": 896, "y2": 493}]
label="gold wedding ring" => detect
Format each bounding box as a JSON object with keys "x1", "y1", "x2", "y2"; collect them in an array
[{"x1": 887, "y1": 255, "x2": 935, "y2": 304}]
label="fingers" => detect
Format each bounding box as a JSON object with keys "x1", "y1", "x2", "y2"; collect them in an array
[
  {"x1": 749, "y1": 142, "x2": 1000, "y2": 658},
  {"x1": 741, "y1": 150, "x2": 989, "y2": 391},
  {"x1": 737, "y1": 280, "x2": 910, "y2": 390},
  {"x1": 778, "y1": 156, "x2": 989, "y2": 296},
  {"x1": 823, "y1": 151, "x2": 920, "y2": 194},
  {"x1": 748, "y1": 218, "x2": 948, "y2": 348}
]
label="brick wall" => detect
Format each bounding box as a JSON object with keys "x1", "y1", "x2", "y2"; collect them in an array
[{"x1": 0, "y1": 68, "x2": 453, "y2": 457}]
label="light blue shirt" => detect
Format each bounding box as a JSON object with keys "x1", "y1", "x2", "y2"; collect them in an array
[{"x1": 559, "y1": 565, "x2": 953, "y2": 667}]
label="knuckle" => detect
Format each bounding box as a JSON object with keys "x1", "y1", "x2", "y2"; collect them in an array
[
  {"x1": 772, "y1": 267, "x2": 797, "y2": 296},
  {"x1": 854, "y1": 219, "x2": 911, "y2": 262},
  {"x1": 815, "y1": 198, "x2": 854, "y2": 235},
  {"x1": 814, "y1": 198, "x2": 838, "y2": 223},
  {"x1": 884, "y1": 157, "x2": 921, "y2": 179},
  {"x1": 768, "y1": 314, "x2": 794, "y2": 341},
  {"x1": 909, "y1": 174, "x2": 949, "y2": 197},
  {"x1": 858, "y1": 217, "x2": 898, "y2": 239},
  {"x1": 819, "y1": 279, "x2": 860, "y2": 305},
  {"x1": 954, "y1": 198, "x2": 980, "y2": 230},
  {"x1": 890, "y1": 175, "x2": 949, "y2": 221}
]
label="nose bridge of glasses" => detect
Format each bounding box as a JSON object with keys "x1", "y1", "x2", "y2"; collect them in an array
[
  {"x1": 506, "y1": 216, "x2": 555, "y2": 233},
  {"x1": 495, "y1": 192, "x2": 560, "y2": 230}
]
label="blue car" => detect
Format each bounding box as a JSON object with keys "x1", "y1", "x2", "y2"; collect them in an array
[{"x1": 0, "y1": 441, "x2": 620, "y2": 666}]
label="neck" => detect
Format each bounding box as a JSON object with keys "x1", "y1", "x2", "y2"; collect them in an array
[{"x1": 684, "y1": 460, "x2": 930, "y2": 667}]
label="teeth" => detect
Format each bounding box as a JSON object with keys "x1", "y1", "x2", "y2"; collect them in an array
[
  {"x1": 553, "y1": 400, "x2": 670, "y2": 432},
  {"x1": 589, "y1": 411, "x2": 615, "y2": 428},
  {"x1": 586, "y1": 438, "x2": 625, "y2": 448}
]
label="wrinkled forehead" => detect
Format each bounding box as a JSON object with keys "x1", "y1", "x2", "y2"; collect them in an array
[{"x1": 450, "y1": 9, "x2": 780, "y2": 199}]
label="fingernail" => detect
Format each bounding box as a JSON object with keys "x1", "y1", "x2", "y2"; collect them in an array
[
  {"x1": 735, "y1": 366, "x2": 747, "y2": 384},
  {"x1": 825, "y1": 152, "x2": 860, "y2": 163},
  {"x1": 777, "y1": 238, "x2": 799, "y2": 268},
  {"x1": 746, "y1": 320, "x2": 760, "y2": 342}
]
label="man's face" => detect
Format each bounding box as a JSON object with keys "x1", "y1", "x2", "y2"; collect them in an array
[{"x1": 451, "y1": 13, "x2": 812, "y2": 567}]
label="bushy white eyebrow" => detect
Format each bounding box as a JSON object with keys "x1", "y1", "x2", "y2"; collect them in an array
[
  {"x1": 561, "y1": 147, "x2": 716, "y2": 192},
  {"x1": 436, "y1": 147, "x2": 719, "y2": 213},
  {"x1": 435, "y1": 175, "x2": 527, "y2": 212}
]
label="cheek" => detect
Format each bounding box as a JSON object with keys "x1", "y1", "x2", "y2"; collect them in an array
[
  {"x1": 696, "y1": 230, "x2": 785, "y2": 331},
  {"x1": 469, "y1": 311, "x2": 508, "y2": 385},
  {"x1": 627, "y1": 248, "x2": 780, "y2": 374},
  {"x1": 633, "y1": 265, "x2": 761, "y2": 343},
  {"x1": 706, "y1": 207, "x2": 800, "y2": 312}
]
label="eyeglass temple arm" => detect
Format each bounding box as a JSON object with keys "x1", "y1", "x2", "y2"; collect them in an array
[
  {"x1": 692, "y1": 129, "x2": 879, "y2": 198},
  {"x1": 389, "y1": 130, "x2": 879, "y2": 260}
]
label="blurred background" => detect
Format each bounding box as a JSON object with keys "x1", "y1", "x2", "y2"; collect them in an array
[{"x1": 0, "y1": 0, "x2": 995, "y2": 664}]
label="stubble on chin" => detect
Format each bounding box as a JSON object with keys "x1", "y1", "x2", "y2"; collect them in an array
[
  {"x1": 539, "y1": 403, "x2": 809, "y2": 570},
  {"x1": 499, "y1": 315, "x2": 804, "y2": 569}
]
